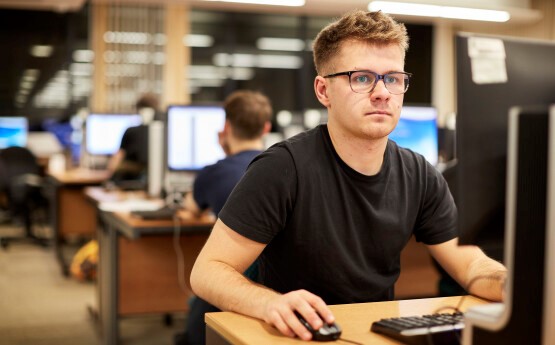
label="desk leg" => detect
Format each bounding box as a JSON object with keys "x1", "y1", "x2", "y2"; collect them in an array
[
  {"x1": 98, "y1": 214, "x2": 118, "y2": 345},
  {"x1": 49, "y1": 182, "x2": 68, "y2": 276},
  {"x1": 206, "y1": 325, "x2": 232, "y2": 345}
]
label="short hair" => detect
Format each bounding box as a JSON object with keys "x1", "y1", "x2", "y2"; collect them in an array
[
  {"x1": 135, "y1": 93, "x2": 159, "y2": 111},
  {"x1": 224, "y1": 90, "x2": 273, "y2": 140},
  {"x1": 313, "y1": 10, "x2": 409, "y2": 75}
]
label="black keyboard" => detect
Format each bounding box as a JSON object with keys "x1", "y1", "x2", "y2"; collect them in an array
[
  {"x1": 131, "y1": 206, "x2": 176, "y2": 220},
  {"x1": 371, "y1": 312, "x2": 464, "y2": 345}
]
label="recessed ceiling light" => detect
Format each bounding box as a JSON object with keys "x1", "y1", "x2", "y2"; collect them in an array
[
  {"x1": 30, "y1": 45, "x2": 54, "y2": 57},
  {"x1": 256, "y1": 37, "x2": 305, "y2": 51}
]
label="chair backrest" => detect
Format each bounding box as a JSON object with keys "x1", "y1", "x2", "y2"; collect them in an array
[{"x1": 0, "y1": 146, "x2": 40, "y2": 183}]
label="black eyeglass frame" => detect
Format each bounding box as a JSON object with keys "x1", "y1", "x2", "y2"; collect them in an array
[{"x1": 323, "y1": 70, "x2": 413, "y2": 95}]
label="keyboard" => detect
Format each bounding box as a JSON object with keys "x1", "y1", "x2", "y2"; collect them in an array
[
  {"x1": 131, "y1": 206, "x2": 176, "y2": 220},
  {"x1": 371, "y1": 312, "x2": 464, "y2": 345}
]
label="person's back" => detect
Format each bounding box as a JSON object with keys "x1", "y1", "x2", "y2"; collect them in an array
[
  {"x1": 177, "y1": 90, "x2": 273, "y2": 345},
  {"x1": 107, "y1": 93, "x2": 159, "y2": 186}
]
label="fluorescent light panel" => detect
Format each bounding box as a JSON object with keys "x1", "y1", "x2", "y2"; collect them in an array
[
  {"x1": 203, "y1": 0, "x2": 305, "y2": 6},
  {"x1": 368, "y1": 1, "x2": 510, "y2": 22},
  {"x1": 256, "y1": 37, "x2": 305, "y2": 51}
]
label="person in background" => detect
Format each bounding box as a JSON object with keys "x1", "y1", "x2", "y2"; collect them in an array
[
  {"x1": 107, "y1": 93, "x2": 159, "y2": 184},
  {"x1": 190, "y1": 10, "x2": 506, "y2": 342},
  {"x1": 175, "y1": 90, "x2": 273, "y2": 345}
]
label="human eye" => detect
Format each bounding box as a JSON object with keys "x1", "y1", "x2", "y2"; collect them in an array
[
  {"x1": 385, "y1": 73, "x2": 403, "y2": 84},
  {"x1": 351, "y1": 72, "x2": 374, "y2": 85}
]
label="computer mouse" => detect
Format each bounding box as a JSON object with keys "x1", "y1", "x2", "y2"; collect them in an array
[{"x1": 295, "y1": 311, "x2": 342, "y2": 342}]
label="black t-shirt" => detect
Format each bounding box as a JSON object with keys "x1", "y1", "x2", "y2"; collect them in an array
[
  {"x1": 193, "y1": 150, "x2": 262, "y2": 216},
  {"x1": 120, "y1": 125, "x2": 149, "y2": 166},
  {"x1": 219, "y1": 125, "x2": 457, "y2": 304}
]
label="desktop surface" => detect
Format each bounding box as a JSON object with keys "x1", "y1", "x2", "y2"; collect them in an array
[{"x1": 206, "y1": 296, "x2": 487, "y2": 345}]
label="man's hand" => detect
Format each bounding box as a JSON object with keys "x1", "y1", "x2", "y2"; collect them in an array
[{"x1": 262, "y1": 289, "x2": 335, "y2": 341}]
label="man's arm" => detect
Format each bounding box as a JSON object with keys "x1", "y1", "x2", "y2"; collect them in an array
[
  {"x1": 107, "y1": 149, "x2": 125, "y2": 173},
  {"x1": 190, "y1": 219, "x2": 335, "y2": 340},
  {"x1": 427, "y1": 238, "x2": 506, "y2": 301}
]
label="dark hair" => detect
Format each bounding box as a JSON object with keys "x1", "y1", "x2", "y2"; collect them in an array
[
  {"x1": 313, "y1": 10, "x2": 409, "y2": 75},
  {"x1": 135, "y1": 93, "x2": 159, "y2": 111},
  {"x1": 224, "y1": 90, "x2": 273, "y2": 140}
]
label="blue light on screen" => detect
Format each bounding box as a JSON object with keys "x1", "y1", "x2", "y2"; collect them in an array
[
  {"x1": 0, "y1": 117, "x2": 28, "y2": 149},
  {"x1": 389, "y1": 106, "x2": 438, "y2": 166}
]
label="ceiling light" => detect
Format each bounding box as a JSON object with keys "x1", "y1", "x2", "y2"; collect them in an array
[
  {"x1": 30, "y1": 45, "x2": 54, "y2": 57},
  {"x1": 184, "y1": 34, "x2": 214, "y2": 47},
  {"x1": 23, "y1": 69, "x2": 40, "y2": 80},
  {"x1": 202, "y1": 0, "x2": 305, "y2": 6},
  {"x1": 368, "y1": 1, "x2": 510, "y2": 22},
  {"x1": 73, "y1": 49, "x2": 95, "y2": 63},
  {"x1": 213, "y1": 53, "x2": 303, "y2": 69},
  {"x1": 256, "y1": 37, "x2": 305, "y2": 51}
]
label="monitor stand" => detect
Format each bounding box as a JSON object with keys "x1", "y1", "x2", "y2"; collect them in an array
[{"x1": 462, "y1": 106, "x2": 555, "y2": 345}]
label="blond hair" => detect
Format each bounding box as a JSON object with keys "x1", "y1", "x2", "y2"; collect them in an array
[{"x1": 313, "y1": 10, "x2": 409, "y2": 75}]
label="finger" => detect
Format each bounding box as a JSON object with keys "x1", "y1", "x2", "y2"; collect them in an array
[
  {"x1": 267, "y1": 310, "x2": 295, "y2": 338},
  {"x1": 294, "y1": 302, "x2": 323, "y2": 331},
  {"x1": 283, "y1": 309, "x2": 313, "y2": 341},
  {"x1": 301, "y1": 291, "x2": 335, "y2": 324}
]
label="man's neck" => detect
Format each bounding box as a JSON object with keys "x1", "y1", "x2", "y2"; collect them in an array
[
  {"x1": 227, "y1": 139, "x2": 264, "y2": 156},
  {"x1": 327, "y1": 124, "x2": 388, "y2": 176}
]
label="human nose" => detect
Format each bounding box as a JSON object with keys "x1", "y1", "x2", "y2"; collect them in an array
[{"x1": 370, "y1": 78, "x2": 390, "y2": 100}]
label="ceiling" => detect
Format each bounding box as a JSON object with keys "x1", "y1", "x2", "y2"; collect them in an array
[{"x1": 0, "y1": 0, "x2": 542, "y2": 123}]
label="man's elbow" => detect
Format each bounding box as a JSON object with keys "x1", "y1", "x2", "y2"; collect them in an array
[{"x1": 189, "y1": 260, "x2": 204, "y2": 297}]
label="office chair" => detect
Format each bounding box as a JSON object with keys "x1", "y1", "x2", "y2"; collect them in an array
[{"x1": 0, "y1": 146, "x2": 50, "y2": 249}]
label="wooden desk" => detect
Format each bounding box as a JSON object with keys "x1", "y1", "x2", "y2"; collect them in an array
[
  {"x1": 86, "y1": 188, "x2": 214, "y2": 345},
  {"x1": 206, "y1": 296, "x2": 487, "y2": 345},
  {"x1": 47, "y1": 168, "x2": 111, "y2": 276}
]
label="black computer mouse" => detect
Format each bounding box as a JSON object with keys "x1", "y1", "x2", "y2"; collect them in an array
[{"x1": 295, "y1": 311, "x2": 342, "y2": 342}]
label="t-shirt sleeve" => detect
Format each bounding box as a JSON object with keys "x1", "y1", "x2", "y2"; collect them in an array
[
  {"x1": 218, "y1": 145, "x2": 297, "y2": 244},
  {"x1": 119, "y1": 128, "x2": 131, "y2": 151},
  {"x1": 413, "y1": 164, "x2": 458, "y2": 245}
]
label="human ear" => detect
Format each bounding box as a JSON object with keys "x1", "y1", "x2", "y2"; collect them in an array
[{"x1": 314, "y1": 76, "x2": 331, "y2": 108}]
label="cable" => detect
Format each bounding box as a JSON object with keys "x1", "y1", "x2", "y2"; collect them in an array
[
  {"x1": 424, "y1": 273, "x2": 507, "y2": 345},
  {"x1": 171, "y1": 190, "x2": 188, "y2": 294}
]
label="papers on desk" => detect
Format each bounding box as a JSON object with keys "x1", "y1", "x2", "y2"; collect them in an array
[{"x1": 99, "y1": 199, "x2": 165, "y2": 213}]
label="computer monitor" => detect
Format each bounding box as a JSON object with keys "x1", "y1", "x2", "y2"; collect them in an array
[
  {"x1": 85, "y1": 113, "x2": 141, "y2": 155},
  {"x1": 389, "y1": 106, "x2": 438, "y2": 166},
  {"x1": 166, "y1": 105, "x2": 226, "y2": 171},
  {"x1": 0, "y1": 117, "x2": 28, "y2": 149},
  {"x1": 455, "y1": 33, "x2": 555, "y2": 345}
]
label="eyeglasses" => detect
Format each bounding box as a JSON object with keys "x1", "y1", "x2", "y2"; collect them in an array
[{"x1": 323, "y1": 70, "x2": 412, "y2": 95}]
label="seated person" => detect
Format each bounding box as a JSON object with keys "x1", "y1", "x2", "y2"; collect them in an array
[
  {"x1": 189, "y1": 10, "x2": 506, "y2": 343},
  {"x1": 175, "y1": 90, "x2": 273, "y2": 345},
  {"x1": 107, "y1": 93, "x2": 159, "y2": 186}
]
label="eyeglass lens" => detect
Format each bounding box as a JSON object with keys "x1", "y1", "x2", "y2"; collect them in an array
[{"x1": 350, "y1": 71, "x2": 408, "y2": 94}]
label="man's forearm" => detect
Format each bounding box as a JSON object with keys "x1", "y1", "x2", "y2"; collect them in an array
[
  {"x1": 465, "y1": 256, "x2": 507, "y2": 301},
  {"x1": 190, "y1": 259, "x2": 279, "y2": 320}
]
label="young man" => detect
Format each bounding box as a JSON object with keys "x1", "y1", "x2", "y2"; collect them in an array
[
  {"x1": 178, "y1": 90, "x2": 273, "y2": 345},
  {"x1": 190, "y1": 10, "x2": 507, "y2": 341},
  {"x1": 107, "y1": 93, "x2": 159, "y2": 183}
]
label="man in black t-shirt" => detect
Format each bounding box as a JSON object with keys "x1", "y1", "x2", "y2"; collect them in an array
[
  {"x1": 190, "y1": 11, "x2": 507, "y2": 342},
  {"x1": 107, "y1": 94, "x2": 158, "y2": 183}
]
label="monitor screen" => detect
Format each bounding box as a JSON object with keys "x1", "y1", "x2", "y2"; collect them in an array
[
  {"x1": 0, "y1": 117, "x2": 28, "y2": 149},
  {"x1": 454, "y1": 34, "x2": 555, "y2": 254},
  {"x1": 167, "y1": 105, "x2": 226, "y2": 171},
  {"x1": 389, "y1": 106, "x2": 438, "y2": 166},
  {"x1": 85, "y1": 113, "x2": 141, "y2": 155}
]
